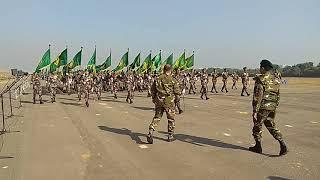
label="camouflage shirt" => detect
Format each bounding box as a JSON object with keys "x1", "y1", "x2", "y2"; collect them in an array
[
  {"x1": 151, "y1": 74, "x2": 181, "y2": 108},
  {"x1": 252, "y1": 71, "x2": 280, "y2": 112}
]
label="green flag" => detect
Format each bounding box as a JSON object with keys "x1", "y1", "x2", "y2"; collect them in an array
[
  {"x1": 67, "y1": 48, "x2": 82, "y2": 70},
  {"x1": 164, "y1": 53, "x2": 173, "y2": 66},
  {"x1": 87, "y1": 47, "x2": 96, "y2": 72},
  {"x1": 113, "y1": 50, "x2": 129, "y2": 72},
  {"x1": 138, "y1": 53, "x2": 152, "y2": 74},
  {"x1": 96, "y1": 52, "x2": 112, "y2": 72},
  {"x1": 185, "y1": 52, "x2": 194, "y2": 70},
  {"x1": 151, "y1": 51, "x2": 162, "y2": 72},
  {"x1": 50, "y1": 48, "x2": 67, "y2": 72},
  {"x1": 129, "y1": 53, "x2": 141, "y2": 70},
  {"x1": 173, "y1": 51, "x2": 185, "y2": 70},
  {"x1": 35, "y1": 46, "x2": 51, "y2": 73}
]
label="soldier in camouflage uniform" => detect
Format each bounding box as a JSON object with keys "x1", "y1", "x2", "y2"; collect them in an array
[
  {"x1": 210, "y1": 69, "x2": 219, "y2": 93},
  {"x1": 200, "y1": 68, "x2": 209, "y2": 100},
  {"x1": 83, "y1": 73, "x2": 92, "y2": 107},
  {"x1": 126, "y1": 71, "x2": 134, "y2": 104},
  {"x1": 188, "y1": 71, "x2": 196, "y2": 94},
  {"x1": 48, "y1": 73, "x2": 58, "y2": 103},
  {"x1": 147, "y1": 65, "x2": 181, "y2": 143},
  {"x1": 249, "y1": 60, "x2": 288, "y2": 156},
  {"x1": 32, "y1": 74, "x2": 43, "y2": 104},
  {"x1": 241, "y1": 67, "x2": 250, "y2": 96},
  {"x1": 75, "y1": 73, "x2": 84, "y2": 101},
  {"x1": 231, "y1": 72, "x2": 239, "y2": 90},
  {"x1": 93, "y1": 74, "x2": 102, "y2": 100},
  {"x1": 221, "y1": 68, "x2": 229, "y2": 93},
  {"x1": 174, "y1": 69, "x2": 184, "y2": 114},
  {"x1": 111, "y1": 73, "x2": 118, "y2": 99},
  {"x1": 145, "y1": 72, "x2": 152, "y2": 97}
]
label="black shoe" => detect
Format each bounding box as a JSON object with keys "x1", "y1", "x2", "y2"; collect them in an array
[
  {"x1": 247, "y1": 94, "x2": 250, "y2": 96},
  {"x1": 201, "y1": 96, "x2": 203, "y2": 100},
  {"x1": 226, "y1": 90, "x2": 229, "y2": 93},
  {"x1": 241, "y1": 94, "x2": 245, "y2": 96},
  {"x1": 249, "y1": 141, "x2": 262, "y2": 154},
  {"x1": 129, "y1": 100, "x2": 133, "y2": 104},
  {"x1": 114, "y1": 95, "x2": 117, "y2": 99},
  {"x1": 206, "y1": 97, "x2": 209, "y2": 100},
  {"x1": 179, "y1": 110, "x2": 183, "y2": 114},
  {"x1": 85, "y1": 101, "x2": 89, "y2": 107},
  {"x1": 279, "y1": 141, "x2": 288, "y2": 156},
  {"x1": 40, "y1": 101, "x2": 44, "y2": 104},
  {"x1": 126, "y1": 98, "x2": 129, "y2": 103},
  {"x1": 167, "y1": 134, "x2": 175, "y2": 142},
  {"x1": 147, "y1": 133, "x2": 153, "y2": 144}
]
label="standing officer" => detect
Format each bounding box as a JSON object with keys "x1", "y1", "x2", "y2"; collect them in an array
[
  {"x1": 147, "y1": 65, "x2": 181, "y2": 143},
  {"x1": 249, "y1": 60, "x2": 288, "y2": 156}
]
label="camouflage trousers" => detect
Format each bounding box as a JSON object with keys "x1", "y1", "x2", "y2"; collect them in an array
[
  {"x1": 211, "y1": 81, "x2": 218, "y2": 93},
  {"x1": 33, "y1": 85, "x2": 42, "y2": 103},
  {"x1": 77, "y1": 84, "x2": 83, "y2": 100},
  {"x1": 174, "y1": 95, "x2": 182, "y2": 112},
  {"x1": 252, "y1": 109, "x2": 283, "y2": 142},
  {"x1": 200, "y1": 84, "x2": 208, "y2": 98},
  {"x1": 221, "y1": 80, "x2": 228, "y2": 92},
  {"x1": 84, "y1": 85, "x2": 91, "y2": 103},
  {"x1": 94, "y1": 85, "x2": 102, "y2": 100},
  {"x1": 149, "y1": 104, "x2": 175, "y2": 134},
  {"x1": 189, "y1": 82, "x2": 196, "y2": 94},
  {"x1": 232, "y1": 80, "x2": 237, "y2": 89},
  {"x1": 241, "y1": 82, "x2": 250, "y2": 95},
  {"x1": 49, "y1": 86, "x2": 56, "y2": 102}
]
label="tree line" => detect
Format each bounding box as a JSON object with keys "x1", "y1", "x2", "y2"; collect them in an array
[{"x1": 196, "y1": 62, "x2": 320, "y2": 77}]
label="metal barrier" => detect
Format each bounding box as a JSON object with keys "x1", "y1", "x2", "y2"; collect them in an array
[{"x1": 0, "y1": 75, "x2": 29, "y2": 134}]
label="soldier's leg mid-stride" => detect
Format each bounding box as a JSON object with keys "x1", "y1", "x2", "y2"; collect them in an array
[{"x1": 147, "y1": 105, "x2": 176, "y2": 144}]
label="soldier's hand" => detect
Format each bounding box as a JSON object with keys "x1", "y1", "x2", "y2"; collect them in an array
[{"x1": 252, "y1": 112, "x2": 257, "y2": 123}]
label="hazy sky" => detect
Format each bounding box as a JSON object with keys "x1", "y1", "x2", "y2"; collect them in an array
[{"x1": 0, "y1": 0, "x2": 319, "y2": 72}]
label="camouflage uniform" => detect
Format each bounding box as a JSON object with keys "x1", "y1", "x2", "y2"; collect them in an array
[
  {"x1": 111, "y1": 74, "x2": 118, "y2": 99},
  {"x1": 93, "y1": 75, "x2": 102, "y2": 100},
  {"x1": 221, "y1": 70, "x2": 229, "y2": 93},
  {"x1": 250, "y1": 69, "x2": 287, "y2": 155},
  {"x1": 200, "y1": 70, "x2": 209, "y2": 100},
  {"x1": 145, "y1": 73, "x2": 152, "y2": 97},
  {"x1": 231, "y1": 72, "x2": 239, "y2": 90},
  {"x1": 241, "y1": 68, "x2": 250, "y2": 96},
  {"x1": 32, "y1": 75, "x2": 43, "y2": 104},
  {"x1": 126, "y1": 73, "x2": 134, "y2": 104},
  {"x1": 210, "y1": 71, "x2": 219, "y2": 93},
  {"x1": 83, "y1": 75, "x2": 92, "y2": 107},
  {"x1": 147, "y1": 73, "x2": 181, "y2": 143},
  {"x1": 174, "y1": 71, "x2": 184, "y2": 114},
  {"x1": 188, "y1": 72, "x2": 196, "y2": 94},
  {"x1": 48, "y1": 74, "x2": 58, "y2": 103}
]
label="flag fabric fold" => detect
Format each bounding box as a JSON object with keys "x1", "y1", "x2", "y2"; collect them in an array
[
  {"x1": 35, "y1": 47, "x2": 51, "y2": 73},
  {"x1": 96, "y1": 52, "x2": 112, "y2": 72},
  {"x1": 67, "y1": 48, "x2": 82, "y2": 70},
  {"x1": 50, "y1": 48, "x2": 67, "y2": 73},
  {"x1": 173, "y1": 51, "x2": 186, "y2": 70},
  {"x1": 129, "y1": 53, "x2": 141, "y2": 70},
  {"x1": 112, "y1": 51, "x2": 129, "y2": 72}
]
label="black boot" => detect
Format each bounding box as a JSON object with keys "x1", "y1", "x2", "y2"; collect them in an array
[
  {"x1": 249, "y1": 140, "x2": 262, "y2": 154},
  {"x1": 85, "y1": 101, "x2": 89, "y2": 107},
  {"x1": 167, "y1": 134, "x2": 175, "y2": 142},
  {"x1": 147, "y1": 131, "x2": 153, "y2": 144},
  {"x1": 179, "y1": 109, "x2": 183, "y2": 114},
  {"x1": 279, "y1": 141, "x2": 288, "y2": 156}
]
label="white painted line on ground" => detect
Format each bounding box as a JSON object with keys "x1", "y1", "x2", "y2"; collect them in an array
[
  {"x1": 98, "y1": 164, "x2": 103, "y2": 168},
  {"x1": 124, "y1": 112, "x2": 129, "y2": 114},
  {"x1": 237, "y1": 111, "x2": 248, "y2": 114},
  {"x1": 98, "y1": 103, "x2": 107, "y2": 106},
  {"x1": 139, "y1": 145, "x2": 148, "y2": 149},
  {"x1": 310, "y1": 121, "x2": 318, "y2": 124},
  {"x1": 96, "y1": 113, "x2": 101, "y2": 116},
  {"x1": 2, "y1": 166, "x2": 8, "y2": 169},
  {"x1": 223, "y1": 133, "x2": 231, "y2": 137},
  {"x1": 285, "y1": 125, "x2": 293, "y2": 128},
  {"x1": 194, "y1": 106, "x2": 199, "y2": 108}
]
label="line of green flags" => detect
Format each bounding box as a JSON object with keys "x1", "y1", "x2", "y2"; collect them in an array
[{"x1": 35, "y1": 47, "x2": 195, "y2": 74}]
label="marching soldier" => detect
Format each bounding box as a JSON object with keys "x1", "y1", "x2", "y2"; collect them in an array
[
  {"x1": 48, "y1": 73, "x2": 58, "y2": 103},
  {"x1": 211, "y1": 69, "x2": 218, "y2": 93},
  {"x1": 93, "y1": 74, "x2": 102, "y2": 100},
  {"x1": 126, "y1": 71, "x2": 134, "y2": 104},
  {"x1": 200, "y1": 68, "x2": 209, "y2": 100},
  {"x1": 32, "y1": 74, "x2": 43, "y2": 104},
  {"x1": 174, "y1": 69, "x2": 184, "y2": 114},
  {"x1": 188, "y1": 71, "x2": 196, "y2": 94},
  {"x1": 147, "y1": 64, "x2": 181, "y2": 143},
  {"x1": 249, "y1": 60, "x2": 288, "y2": 156},
  {"x1": 221, "y1": 68, "x2": 229, "y2": 93},
  {"x1": 241, "y1": 67, "x2": 250, "y2": 96},
  {"x1": 231, "y1": 72, "x2": 239, "y2": 90},
  {"x1": 83, "y1": 73, "x2": 92, "y2": 107},
  {"x1": 111, "y1": 72, "x2": 118, "y2": 99}
]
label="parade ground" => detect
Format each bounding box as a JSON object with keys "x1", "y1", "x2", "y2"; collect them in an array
[{"x1": 0, "y1": 78, "x2": 319, "y2": 180}]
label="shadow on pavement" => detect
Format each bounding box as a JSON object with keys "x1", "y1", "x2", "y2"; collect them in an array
[
  {"x1": 267, "y1": 176, "x2": 292, "y2": 180},
  {"x1": 60, "y1": 101, "x2": 82, "y2": 106},
  {"x1": 98, "y1": 126, "x2": 147, "y2": 144},
  {"x1": 133, "y1": 106, "x2": 154, "y2": 111},
  {"x1": 158, "y1": 131, "x2": 248, "y2": 151}
]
